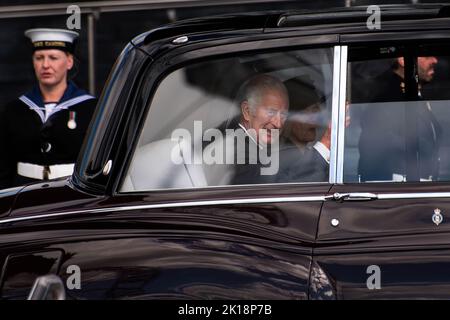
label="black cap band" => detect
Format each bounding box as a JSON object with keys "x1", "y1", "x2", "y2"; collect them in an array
[{"x1": 32, "y1": 41, "x2": 74, "y2": 53}]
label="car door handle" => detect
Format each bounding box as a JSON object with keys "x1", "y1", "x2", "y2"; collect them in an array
[{"x1": 325, "y1": 192, "x2": 378, "y2": 201}]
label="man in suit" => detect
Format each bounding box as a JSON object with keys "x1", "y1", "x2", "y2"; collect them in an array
[
  {"x1": 358, "y1": 56, "x2": 441, "y2": 182},
  {"x1": 228, "y1": 74, "x2": 333, "y2": 185},
  {"x1": 229, "y1": 74, "x2": 289, "y2": 185},
  {"x1": 274, "y1": 77, "x2": 332, "y2": 183}
]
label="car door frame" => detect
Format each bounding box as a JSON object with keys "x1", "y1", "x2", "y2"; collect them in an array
[{"x1": 99, "y1": 31, "x2": 345, "y2": 298}]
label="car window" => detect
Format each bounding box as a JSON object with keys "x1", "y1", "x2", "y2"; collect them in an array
[
  {"x1": 120, "y1": 47, "x2": 334, "y2": 192},
  {"x1": 344, "y1": 43, "x2": 450, "y2": 183}
]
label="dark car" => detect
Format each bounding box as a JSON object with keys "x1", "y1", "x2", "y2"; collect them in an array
[{"x1": 2, "y1": 4, "x2": 450, "y2": 300}]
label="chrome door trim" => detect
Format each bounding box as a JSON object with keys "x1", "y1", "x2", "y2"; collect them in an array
[
  {"x1": 329, "y1": 45, "x2": 348, "y2": 184},
  {"x1": 3, "y1": 192, "x2": 450, "y2": 225},
  {"x1": 0, "y1": 195, "x2": 325, "y2": 225},
  {"x1": 377, "y1": 192, "x2": 450, "y2": 200}
]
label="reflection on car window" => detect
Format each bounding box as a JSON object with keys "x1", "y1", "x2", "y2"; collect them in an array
[
  {"x1": 121, "y1": 48, "x2": 334, "y2": 192},
  {"x1": 344, "y1": 44, "x2": 450, "y2": 183}
]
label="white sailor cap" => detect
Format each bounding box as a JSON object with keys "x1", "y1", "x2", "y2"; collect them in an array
[{"x1": 24, "y1": 28, "x2": 79, "y2": 53}]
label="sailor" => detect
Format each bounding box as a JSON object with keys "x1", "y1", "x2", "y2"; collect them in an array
[{"x1": 0, "y1": 28, "x2": 97, "y2": 188}]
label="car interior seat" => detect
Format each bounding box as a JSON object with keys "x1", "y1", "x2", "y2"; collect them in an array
[
  {"x1": 121, "y1": 137, "x2": 207, "y2": 191},
  {"x1": 202, "y1": 129, "x2": 237, "y2": 186}
]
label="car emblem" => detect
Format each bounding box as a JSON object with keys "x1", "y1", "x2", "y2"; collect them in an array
[{"x1": 432, "y1": 208, "x2": 443, "y2": 226}]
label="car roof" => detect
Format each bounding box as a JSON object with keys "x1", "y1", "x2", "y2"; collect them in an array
[{"x1": 130, "y1": 3, "x2": 450, "y2": 48}]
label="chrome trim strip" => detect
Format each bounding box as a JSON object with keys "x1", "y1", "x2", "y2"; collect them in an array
[
  {"x1": 377, "y1": 192, "x2": 450, "y2": 200},
  {"x1": 329, "y1": 46, "x2": 341, "y2": 184},
  {"x1": 3, "y1": 192, "x2": 450, "y2": 225},
  {"x1": 0, "y1": 196, "x2": 325, "y2": 225},
  {"x1": 336, "y1": 45, "x2": 348, "y2": 184},
  {"x1": 123, "y1": 181, "x2": 330, "y2": 193}
]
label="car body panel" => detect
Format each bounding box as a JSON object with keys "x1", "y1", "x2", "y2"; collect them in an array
[
  {"x1": 0, "y1": 182, "x2": 329, "y2": 299},
  {"x1": 0, "y1": 186, "x2": 24, "y2": 218},
  {"x1": 315, "y1": 183, "x2": 450, "y2": 298},
  {"x1": 2, "y1": 4, "x2": 450, "y2": 299}
]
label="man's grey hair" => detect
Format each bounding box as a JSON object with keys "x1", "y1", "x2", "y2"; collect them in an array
[{"x1": 236, "y1": 74, "x2": 289, "y2": 113}]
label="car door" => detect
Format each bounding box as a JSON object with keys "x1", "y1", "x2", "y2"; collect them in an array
[
  {"x1": 316, "y1": 36, "x2": 450, "y2": 299},
  {"x1": 96, "y1": 36, "x2": 337, "y2": 300},
  {"x1": 1, "y1": 33, "x2": 340, "y2": 299}
]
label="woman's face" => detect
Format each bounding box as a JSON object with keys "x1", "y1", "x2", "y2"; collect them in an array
[{"x1": 32, "y1": 49, "x2": 73, "y2": 88}]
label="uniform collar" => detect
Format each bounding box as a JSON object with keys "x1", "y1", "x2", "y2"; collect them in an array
[{"x1": 24, "y1": 81, "x2": 89, "y2": 108}]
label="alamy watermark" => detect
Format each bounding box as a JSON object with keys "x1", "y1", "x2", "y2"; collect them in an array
[
  {"x1": 66, "y1": 5, "x2": 81, "y2": 30},
  {"x1": 66, "y1": 264, "x2": 81, "y2": 290},
  {"x1": 366, "y1": 264, "x2": 381, "y2": 290},
  {"x1": 170, "y1": 121, "x2": 280, "y2": 176},
  {"x1": 366, "y1": 5, "x2": 381, "y2": 30}
]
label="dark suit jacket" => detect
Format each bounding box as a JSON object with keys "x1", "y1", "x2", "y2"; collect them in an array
[
  {"x1": 218, "y1": 116, "x2": 328, "y2": 185},
  {"x1": 272, "y1": 143, "x2": 329, "y2": 183},
  {"x1": 231, "y1": 141, "x2": 329, "y2": 185},
  {"x1": 229, "y1": 129, "x2": 277, "y2": 185}
]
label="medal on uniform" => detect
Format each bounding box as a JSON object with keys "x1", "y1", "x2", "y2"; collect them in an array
[
  {"x1": 400, "y1": 81, "x2": 405, "y2": 94},
  {"x1": 67, "y1": 111, "x2": 77, "y2": 129}
]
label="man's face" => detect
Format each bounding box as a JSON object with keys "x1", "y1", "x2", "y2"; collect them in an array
[
  {"x1": 289, "y1": 103, "x2": 321, "y2": 144},
  {"x1": 33, "y1": 49, "x2": 73, "y2": 88},
  {"x1": 242, "y1": 89, "x2": 288, "y2": 145},
  {"x1": 418, "y1": 56, "x2": 438, "y2": 83}
]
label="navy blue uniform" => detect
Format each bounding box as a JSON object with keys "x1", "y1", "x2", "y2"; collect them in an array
[{"x1": 0, "y1": 81, "x2": 97, "y2": 188}]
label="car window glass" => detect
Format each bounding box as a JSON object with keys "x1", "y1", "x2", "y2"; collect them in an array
[
  {"x1": 344, "y1": 44, "x2": 450, "y2": 183},
  {"x1": 120, "y1": 48, "x2": 334, "y2": 192}
]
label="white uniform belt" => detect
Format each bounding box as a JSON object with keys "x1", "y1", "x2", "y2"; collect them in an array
[{"x1": 17, "y1": 162, "x2": 74, "y2": 180}]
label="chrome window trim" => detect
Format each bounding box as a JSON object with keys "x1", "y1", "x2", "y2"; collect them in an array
[
  {"x1": 119, "y1": 181, "x2": 330, "y2": 193},
  {"x1": 0, "y1": 195, "x2": 325, "y2": 225},
  {"x1": 336, "y1": 45, "x2": 348, "y2": 184},
  {"x1": 120, "y1": 45, "x2": 338, "y2": 193},
  {"x1": 329, "y1": 46, "x2": 340, "y2": 183},
  {"x1": 330, "y1": 45, "x2": 347, "y2": 184}
]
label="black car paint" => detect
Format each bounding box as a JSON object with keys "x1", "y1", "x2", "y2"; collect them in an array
[
  {"x1": 1, "y1": 181, "x2": 328, "y2": 299},
  {"x1": 1, "y1": 5, "x2": 450, "y2": 299}
]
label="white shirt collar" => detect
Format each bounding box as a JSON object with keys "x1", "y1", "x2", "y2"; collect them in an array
[{"x1": 238, "y1": 123, "x2": 263, "y2": 150}]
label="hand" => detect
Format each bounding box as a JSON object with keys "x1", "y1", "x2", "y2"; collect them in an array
[{"x1": 320, "y1": 123, "x2": 331, "y2": 150}]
